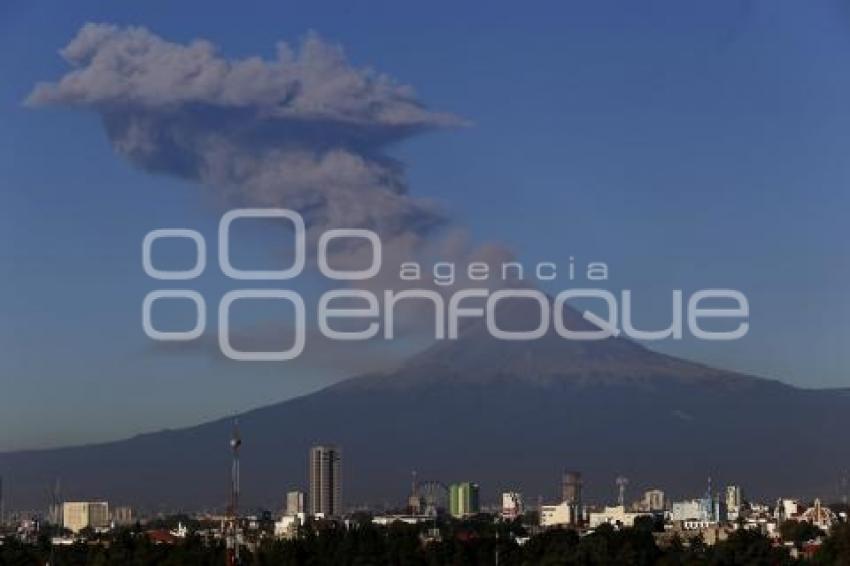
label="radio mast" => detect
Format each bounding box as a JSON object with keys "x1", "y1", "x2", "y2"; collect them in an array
[{"x1": 226, "y1": 420, "x2": 242, "y2": 565}]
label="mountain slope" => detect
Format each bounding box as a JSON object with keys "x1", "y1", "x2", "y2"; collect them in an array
[{"x1": 2, "y1": 300, "x2": 848, "y2": 511}]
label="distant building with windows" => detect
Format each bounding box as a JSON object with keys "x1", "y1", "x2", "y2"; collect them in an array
[
  {"x1": 111, "y1": 505, "x2": 134, "y2": 526},
  {"x1": 642, "y1": 489, "x2": 666, "y2": 512},
  {"x1": 501, "y1": 492, "x2": 524, "y2": 519},
  {"x1": 309, "y1": 445, "x2": 342, "y2": 517},
  {"x1": 449, "y1": 482, "x2": 480, "y2": 517},
  {"x1": 588, "y1": 505, "x2": 647, "y2": 529},
  {"x1": 286, "y1": 491, "x2": 305, "y2": 516},
  {"x1": 672, "y1": 499, "x2": 706, "y2": 522},
  {"x1": 562, "y1": 471, "x2": 582, "y2": 506},
  {"x1": 63, "y1": 502, "x2": 109, "y2": 533},
  {"x1": 775, "y1": 498, "x2": 802, "y2": 523},
  {"x1": 274, "y1": 513, "x2": 306, "y2": 539},
  {"x1": 725, "y1": 486, "x2": 743, "y2": 520},
  {"x1": 540, "y1": 501, "x2": 576, "y2": 527},
  {"x1": 671, "y1": 497, "x2": 726, "y2": 525}
]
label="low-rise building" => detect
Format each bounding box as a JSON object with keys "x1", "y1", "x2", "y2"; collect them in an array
[
  {"x1": 671, "y1": 498, "x2": 725, "y2": 524},
  {"x1": 540, "y1": 502, "x2": 574, "y2": 528},
  {"x1": 274, "y1": 513, "x2": 306, "y2": 539},
  {"x1": 372, "y1": 515, "x2": 432, "y2": 526},
  {"x1": 671, "y1": 500, "x2": 703, "y2": 522},
  {"x1": 775, "y1": 499, "x2": 802, "y2": 523},
  {"x1": 588, "y1": 505, "x2": 647, "y2": 529}
]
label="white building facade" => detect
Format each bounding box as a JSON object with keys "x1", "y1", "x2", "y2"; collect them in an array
[{"x1": 540, "y1": 502, "x2": 575, "y2": 527}]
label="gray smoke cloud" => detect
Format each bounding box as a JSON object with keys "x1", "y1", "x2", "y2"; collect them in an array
[
  {"x1": 27, "y1": 23, "x2": 465, "y2": 245},
  {"x1": 29, "y1": 23, "x2": 521, "y2": 356}
]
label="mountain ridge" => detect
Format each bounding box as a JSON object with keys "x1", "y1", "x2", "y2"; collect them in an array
[{"x1": 1, "y1": 298, "x2": 848, "y2": 511}]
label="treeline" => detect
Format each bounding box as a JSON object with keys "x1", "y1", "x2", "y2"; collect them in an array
[{"x1": 3, "y1": 520, "x2": 850, "y2": 565}]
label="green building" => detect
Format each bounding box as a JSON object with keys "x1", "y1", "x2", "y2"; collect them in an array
[{"x1": 449, "y1": 482, "x2": 480, "y2": 517}]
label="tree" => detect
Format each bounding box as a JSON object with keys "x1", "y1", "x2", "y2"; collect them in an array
[
  {"x1": 707, "y1": 529, "x2": 797, "y2": 566},
  {"x1": 780, "y1": 520, "x2": 823, "y2": 549},
  {"x1": 813, "y1": 522, "x2": 850, "y2": 565}
]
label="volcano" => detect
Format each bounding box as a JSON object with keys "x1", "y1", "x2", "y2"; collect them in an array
[{"x1": 2, "y1": 298, "x2": 849, "y2": 512}]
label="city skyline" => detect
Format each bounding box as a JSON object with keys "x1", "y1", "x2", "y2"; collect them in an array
[
  {"x1": 1, "y1": 425, "x2": 848, "y2": 564},
  {"x1": 0, "y1": 439, "x2": 845, "y2": 532},
  {"x1": 1, "y1": 431, "x2": 846, "y2": 518}
]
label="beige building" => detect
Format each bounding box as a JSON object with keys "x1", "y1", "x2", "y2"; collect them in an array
[
  {"x1": 286, "y1": 491, "x2": 305, "y2": 516},
  {"x1": 63, "y1": 501, "x2": 109, "y2": 533},
  {"x1": 540, "y1": 501, "x2": 575, "y2": 527},
  {"x1": 588, "y1": 505, "x2": 647, "y2": 528}
]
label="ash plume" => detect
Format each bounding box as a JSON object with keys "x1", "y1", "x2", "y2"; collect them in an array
[
  {"x1": 27, "y1": 23, "x2": 465, "y2": 248},
  {"x1": 28, "y1": 23, "x2": 521, "y2": 350}
]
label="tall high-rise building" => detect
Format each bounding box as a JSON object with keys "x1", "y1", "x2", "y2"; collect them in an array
[
  {"x1": 407, "y1": 472, "x2": 424, "y2": 515},
  {"x1": 562, "y1": 471, "x2": 582, "y2": 505},
  {"x1": 286, "y1": 491, "x2": 305, "y2": 516},
  {"x1": 48, "y1": 503, "x2": 63, "y2": 526},
  {"x1": 725, "y1": 485, "x2": 743, "y2": 510},
  {"x1": 725, "y1": 485, "x2": 743, "y2": 519},
  {"x1": 643, "y1": 489, "x2": 665, "y2": 512},
  {"x1": 449, "y1": 482, "x2": 480, "y2": 518},
  {"x1": 309, "y1": 445, "x2": 342, "y2": 517}
]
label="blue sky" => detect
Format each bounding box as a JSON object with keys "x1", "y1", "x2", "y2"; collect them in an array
[{"x1": 1, "y1": 0, "x2": 848, "y2": 451}]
